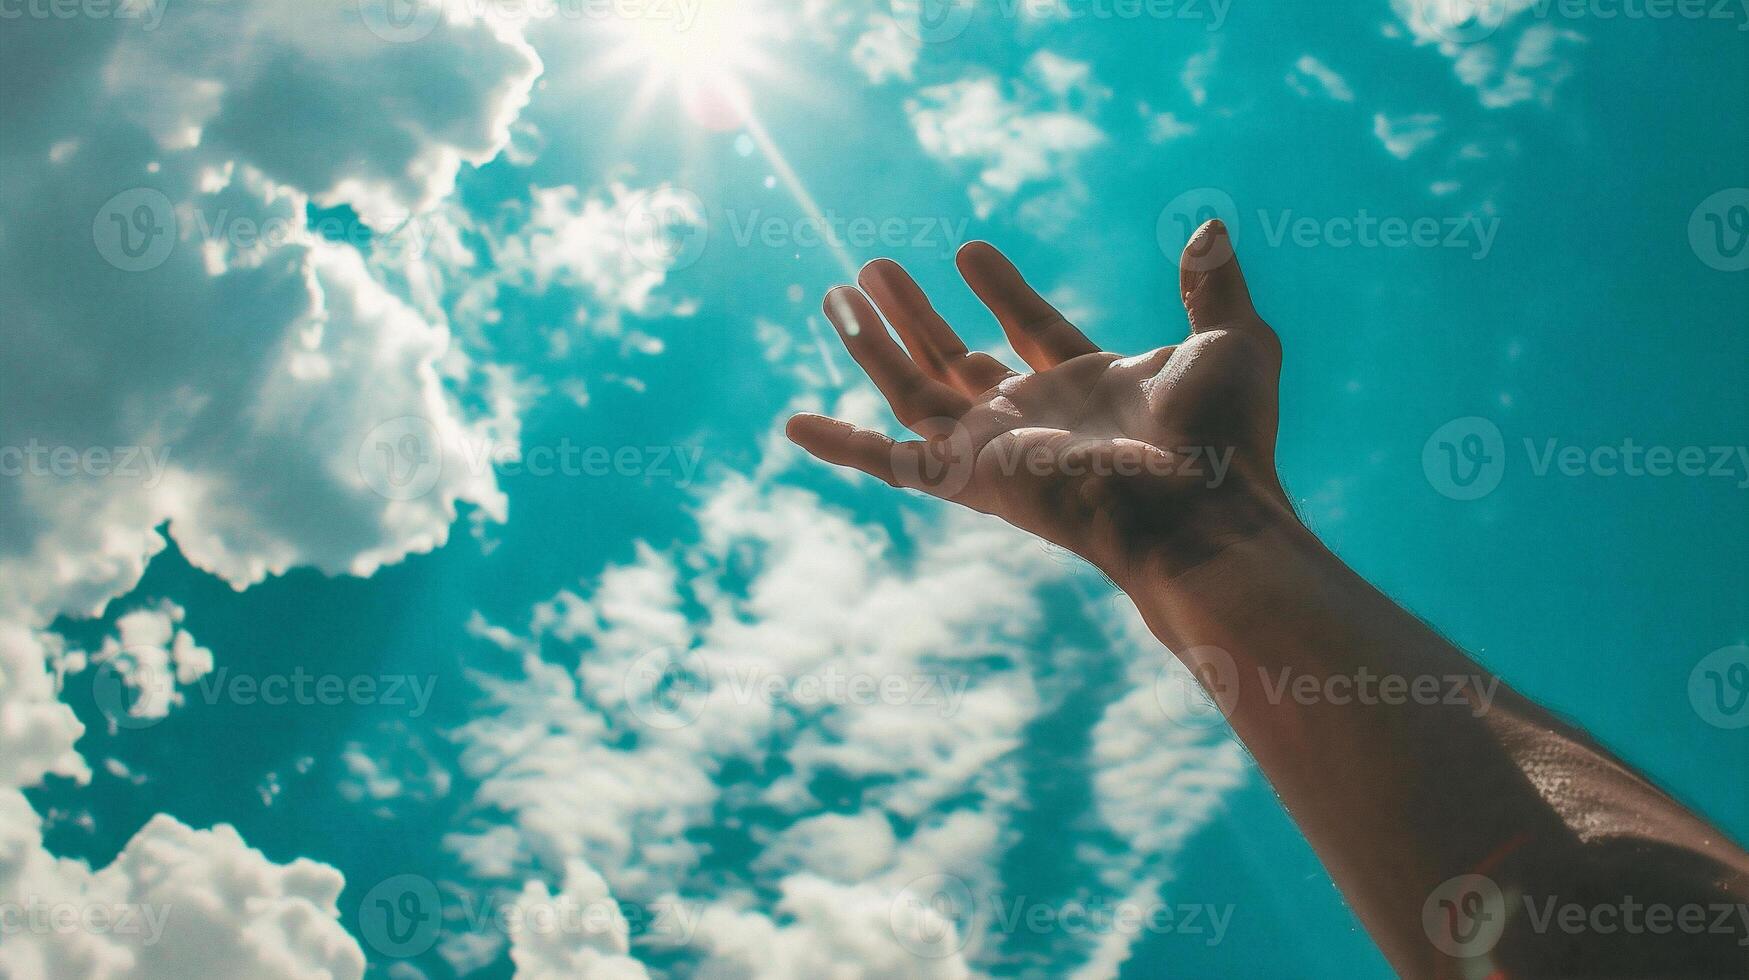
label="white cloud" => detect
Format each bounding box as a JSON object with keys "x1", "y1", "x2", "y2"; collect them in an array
[
  {"x1": 687, "y1": 875, "x2": 973, "y2": 979},
  {"x1": 1, "y1": 4, "x2": 539, "y2": 626},
  {"x1": 0, "y1": 5, "x2": 543, "y2": 975},
  {"x1": 80, "y1": 600, "x2": 213, "y2": 727},
  {"x1": 1139, "y1": 105, "x2": 1197, "y2": 143},
  {"x1": 1182, "y1": 45, "x2": 1218, "y2": 107},
  {"x1": 0, "y1": 625, "x2": 87, "y2": 790},
  {"x1": 485, "y1": 183, "x2": 703, "y2": 324},
  {"x1": 1373, "y1": 111, "x2": 1444, "y2": 159},
  {"x1": 754, "y1": 811, "x2": 898, "y2": 883},
  {"x1": 505, "y1": 860, "x2": 651, "y2": 980},
  {"x1": 0, "y1": 791, "x2": 365, "y2": 979},
  {"x1": 1455, "y1": 23, "x2": 1585, "y2": 109},
  {"x1": 850, "y1": 15, "x2": 920, "y2": 83},
  {"x1": 1287, "y1": 54, "x2": 1355, "y2": 102},
  {"x1": 904, "y1": 52, "x2": 1106, "y2": 230},
  {"x1": 1389, "y1": 0, "x2": 1585, "y2": 108},
  {"x1": 441, "y1": 434, "x2": 1248, "y2": 973}
]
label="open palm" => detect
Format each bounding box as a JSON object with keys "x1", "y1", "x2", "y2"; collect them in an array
[{"x1": 788, "y1": 220, "x2": 1292, "y2": 582}]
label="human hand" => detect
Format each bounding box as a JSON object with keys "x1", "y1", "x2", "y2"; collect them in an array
[{"x1": 787, "y1": 220, "x2": 1296, "y2": 585}]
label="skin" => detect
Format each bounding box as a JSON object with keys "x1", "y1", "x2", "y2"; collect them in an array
[{"x1": 788, "y1": 220, "x2": 1749, "y2": 978}]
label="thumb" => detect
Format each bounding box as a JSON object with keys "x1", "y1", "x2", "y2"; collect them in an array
[{"x1": 1178, "y1": 219, "x2": 1258, "y2": 333}]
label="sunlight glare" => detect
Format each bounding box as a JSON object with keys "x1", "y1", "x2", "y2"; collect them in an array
[{"x1": 602, "y1": 0, "x2": 778, "y2": 130}]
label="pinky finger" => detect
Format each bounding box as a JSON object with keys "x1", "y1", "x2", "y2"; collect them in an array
[{"x1": 786, "y1": 413, "x2": 901, "y2": 486}]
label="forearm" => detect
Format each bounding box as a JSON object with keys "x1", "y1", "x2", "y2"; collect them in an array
[{"x1": 1118, "y1": 514, "x2": 1749, "y2": 976}]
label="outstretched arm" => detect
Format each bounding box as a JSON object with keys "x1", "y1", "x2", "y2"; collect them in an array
[{"x1": 788, "y1": 221, "x2": 1749, "y2": 977}]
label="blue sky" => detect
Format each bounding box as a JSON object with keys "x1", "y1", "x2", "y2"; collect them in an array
[{"x1": 2, "y1": 1, "x2": 1745, "y2": 977}]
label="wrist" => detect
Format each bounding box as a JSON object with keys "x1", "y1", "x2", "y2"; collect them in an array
[{"x1": 1105, "y1": 484, "x2": 1325, "y2": 645}]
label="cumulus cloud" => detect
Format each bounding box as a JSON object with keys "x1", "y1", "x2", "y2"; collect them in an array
[
  {"x1": 78, "y1": 600, "x2": 213, "y2": 728},
  {"x1": 0, "y1": 3, "x2": 539, "y2": 627},
  {"x1": 904, "y1": 51, "x2": 1106, "y2": 231},
  {"x1": 0, "y1": 791, "x2": 365, "y2": 979},
  {"x1": 505, "y1": 860, "x2": 651, "y2": 980},
  {"x1": 0, "y1": 625, "x2": 87, "y2": 790},
  {"x1": 0, "y1": 4, "x2": 543, "y2": 975}
]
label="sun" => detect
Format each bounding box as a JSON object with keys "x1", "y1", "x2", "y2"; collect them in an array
[
  {"x1": 595, "y1": 0, "x2": 783, "y2": 131},
  {"x1": 588, "y1": 0, "x2": 858, "y2": 276}
]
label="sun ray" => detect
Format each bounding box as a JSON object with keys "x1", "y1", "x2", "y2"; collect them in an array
[
  {"x1": 581, "y1": 0, "x2": 857, "y2": 282},
  {"x1": 739, "y1": 107, "x2": 859, "y2": 281}
]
